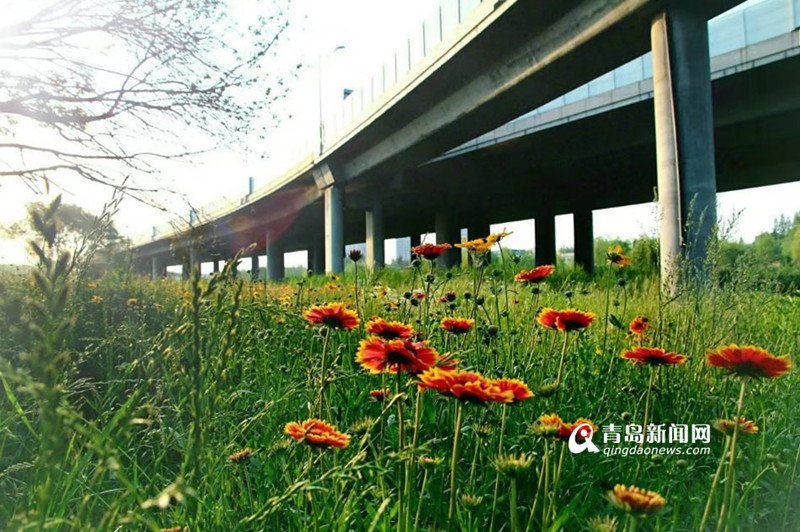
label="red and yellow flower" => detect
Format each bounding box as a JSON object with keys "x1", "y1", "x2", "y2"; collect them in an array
[
  {"x1": 303, "y1": 303, "x2": 359, "y2": 330},
  {"x1": 356, "y1": 337, "x2": 439, "y2": 374},
  {"x1": 417, "y1": 368, "x2": 514, "y2": 404},
  {"x1": 706, "y1": 344, "x2": 791, "y2": 379},
  {"x1": 366, "y1": 318, "x2": 414, "y2": 340},
  {"x1": 537, "y1": 308, "x2": 560, "y2": 330},
  {"x1": 629, "y1": 316, "x2": 650, "y2": 335},
  {"x1": 557, "y1": 418, "x2": 598, "y2": 442},
  {"x1": 412, "y1": 243, "x2": 452, "y2": 260},
  {"x1": 514, "y1": 265, "x2": 555, "y2": 284},
  {"x1": 607, "y1": 484, "x2": 666, "y2": 514},
  {"x1": 455, "y1": 238, "x2": 493, "y2": 253},
  {"x1": 555, "y1": 309, "x2": 595, "y2": 332},
  {"x1": 284, "y1": 418, "x2": 351, "y2": 448},
  {"x1": 531, "y1": 414, "x2": 564, "y2": 438},
  {"x1": 713, "y1": 417, "x2": 759, "y2": 436},
  {"x1": 441, "y1": 317, "x2": 475, "y2": 334},
  {"x1": 606, "y1": 245, "x2": 630, "y2": 268},
  {"x1": 621, "y1": 347, "x2": 686, "y2": 366},
  {"x1": 493, "y1": 378, "x2": 534, "y2": 403}
]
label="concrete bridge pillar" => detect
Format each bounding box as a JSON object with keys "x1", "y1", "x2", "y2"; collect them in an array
[
  {"x1": 311, "y1": 235, "x2": 325, "y2": 275},
  {"x1": 266, "y1": 233, "x2": 285, "y2": 281},
  {"x1": 324, "y1": 184, "x2": 344, "y2": 274},
  {"x1": 182, "y1": 246, "x2": 200, "y2": 280},
  {"x1": 212, "y1": 259, "x2": 220, "y2": 274},
  {"x1": 365, "y1": 205, "x2": 385, "y2": 270},
  {"x1": 151, "y1": 255, "x2": 165, "y2": 280},
  {"x1": 535, "y1": 213, "x2": 556, "y2": 266},
  {"x1": 573, "y1": 209, "x2": 594, "y2": 273},
  {"x1": 250, "y1": 254, "x2": 260, "y2": 280},
  {"x1": 651, "y1": 7, "x2": 717, "y2": 290},
  {"x1": 435, "y1": 212, "x2": 460, "y2": 268},
  {"x1": 410, "y1": 233, "x2": 421, "y2": 250}
]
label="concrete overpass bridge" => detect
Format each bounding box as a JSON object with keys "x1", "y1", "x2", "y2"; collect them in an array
[{"x1": 131, "y1": 0, "x2": 800, "y2": 284}]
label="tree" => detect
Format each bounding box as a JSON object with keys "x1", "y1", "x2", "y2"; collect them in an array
[{"x1": 0, "y1": 0, "x2": 291, "y2": 204}]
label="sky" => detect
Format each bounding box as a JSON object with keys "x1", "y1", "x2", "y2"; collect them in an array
[{"x1": 1, "y1": 0, "x2": 797, "y2": 267}]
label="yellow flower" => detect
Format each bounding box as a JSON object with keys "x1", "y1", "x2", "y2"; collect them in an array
[
  {"x1": 91, "y1": 295, "x2": 103, "y2": 303},
  {"x1": 606, "y1": 245, "x2": 630, "y2": 267},
  {"x1": 455, "y1": 237, "x2": 493, "y2": 253},
  {"x1": 126, "y1": 298, "x2": 138, "y2": 307},
  {"x1": 486, "y1": 230, "x2": 512, "y2": 244}
]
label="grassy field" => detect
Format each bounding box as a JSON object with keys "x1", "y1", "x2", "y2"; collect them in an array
[{"x1": 1, "y1": 234, "x2": 798, "y2": 531}]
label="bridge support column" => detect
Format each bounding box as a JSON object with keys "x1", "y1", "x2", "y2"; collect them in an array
[
  {"x1": 324, "y1": 184, "x2": 344, "y2": 274},
  {"x1": 365, "y1": 205, "x2": 385, "y2": 270},
  {"x1": 266, "y1": 234, "x2": 285, "y2": 281},
  {"x1": 311, "y1": 235, "x2": 325, "y2": 275},
  {"x1": 151, "y1": 256, "x2": 165, "y2": 280},
  {"x1": 535, "y1": 213, "x2": 556, "y2": 266},
  {"x1": 651, "y1": 7, "x2": 717, "y2": 291},
  {"x1": 435, "y1": 212, "x2": 460, "y2": 268},
  {"x1": 183, "y1": 246, "x2": 199, "y2": 280},
  {"x1": 250, "y1": 254, "x2": 260, "y2": 280},
  {"x1": 573, "y1": 209, "x2": 594, "y2": 273},
  {"x1": 212, "y1": 259, "x2": 220, "y2": 274}
]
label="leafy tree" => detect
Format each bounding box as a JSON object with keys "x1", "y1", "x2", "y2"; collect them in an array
[{"x1": 0, "y1": 0, "x2": 291, "y2": 202}]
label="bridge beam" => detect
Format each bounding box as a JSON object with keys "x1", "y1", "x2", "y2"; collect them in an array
[
  {"x1": 573, "y1": 209, "x2": 595, "y2": 273},
  {"x1": 365, "y1": 205, "x2": 385, "y2": 270},
  {"x1": 266, "y1": 233, "x2": 285, "y2": 281},
  {"x1": 651, "y1": 6, "x2": 717, "y2": 291},
  {"x1": 535, "y1": 213, "x2": 556, "y2": 266},
  {"x1": 435, "y1": 212, "x2": 460, "y2": 268}
]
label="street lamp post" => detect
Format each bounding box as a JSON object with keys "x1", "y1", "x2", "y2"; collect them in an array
[{"x1": 318, "y1": 45, "x2": 346, "y2": 155}]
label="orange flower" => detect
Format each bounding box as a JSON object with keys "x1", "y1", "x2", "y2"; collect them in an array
[
  {"x1": 417, "y1": 368, "x2": 513, "y2": 404},
  {"x1": 706, "y1": 344, "x2": 791, "y2": 379},
  {"x1": 412, "y1": 243, "x2": 452, "y2": 260},
  {"x1": 366, "y1": 318, "x2": 414, "y2": 340},
  {"x1": 229, "y1": 448, "x2": 252, "y2": 463},
  {"x1": 369, "y1": 388, "x2": 391, "y2": 401},
  {"x1": 608, "y1": 484, "x2": 666, "y2": 514},
  {"x1": 493, "y1": 378, "x2": 534, "y2": 403},
  {"x1": 556, "y1": 309, "x2": 595, "y2": 332},
  {"x1": 90, "y1": 294, "x2": 103, "y2": 303},
  {"x1": 531, "y1": 414, "x2": 563, "y2": 438},
  {"x1": 537, "y1": 308, "x2": 560, "y2": 330},
  {"x1": 284, "y1": 418, "x2": 350, "y2": 448},
  {"x1": 713, "y1": 417, "x2": 759, "y2": 436},
  {"x1": 606, "y1": 245, "x2": 630, "y2": 268},
  {"x1": 621, "y1": 347, "x2": 686, "y2": 366},
  {"x1": 557, "y1": 418, "x2": 598, "y2": 442},
  {"x1": 356, "y1": 337, "x2": 439, "y2": 374},
  {"x1": 514, "y1": 265, "x2": 554, "y2": 284},
  {"x1": 126, "y1": 298, "x2": 138, "y2": 307},
  {"x1": 303, "y1": 303, "x2": 359, "y2": 330},
  {"x1": 441, "y1": 317, "x2": 474, "y2": 334},
  {"x1": 455, "y1": 238, "x2": 493, "y2": 253},
  {"x1": 629, "y1": 316, "x2": 649, "y2": 335}
]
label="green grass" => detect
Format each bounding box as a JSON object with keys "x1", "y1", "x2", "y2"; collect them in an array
[{"x1": 1, "y1": 250, "x2": 798, "y2": 531}]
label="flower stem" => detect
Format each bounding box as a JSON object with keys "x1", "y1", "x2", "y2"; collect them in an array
[
  {"x1": 510, "y1": 477, "x2": 520, "y2": 532},
  {"x1": 448, "y1": 402, "x2": 464, "y2": 530},
  {"x1": 396, "y1": 368, "x2": 405, "y2": 532},
  {"x1": 716, "y1": 379, "x2": 746, "y2": 532},
  {"x1": 414, "y1": 468, "x2": 429, "y2": 531},
  {"x1": 489, "y1": 404, "x2": 508, "y2": 532},
  {"x1": 699, "y1": 436, "x2": 731, "y2": 532},
  {"x1": 555, "y1": 332, "x2": 569, "y2": 386},
  {"x1": 316, "y1": 328, "x2": 331, "y2": 417}
]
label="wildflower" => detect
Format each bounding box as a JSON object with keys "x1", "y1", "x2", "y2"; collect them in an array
[
  {"x1": 455, "y1": 237, "x2": 493, "y2": 253},
  {"x1": 229, "y1": 448, "x2": 252, "y2": 463},
  {"x1": 531, "y1": 414, "x2": 563, "y2": 438},
  {"x1": 356, "y1": 337, "x2": 439, "y2": 374},
  {"x1": 706, "y1": 344, "x2": 791, "y2": 379},
  {"x1": 91, "y1": 294, "x2": 103, "y2": 303},
  {"x1": 325, "y1": 282, "x2": 339, "y2": 292},
  {"x1": 284, "y1": 418, "x2": 350, "y2": 449},
  {"x1": 419, "y1": 455, "x2": 443, "y2": 469},
  {"x1": 348, "y1": 248, "x2": 362, "y2": 262},
  {"x1": 412, "y1": 289, "x2": 426, "y2": 300},
  {"x1": 366, "y1": 317, "x2": 415, "y2": 340},
  {"x1": 154, "y1": 303, "x2": 165, "y2": 311},
  {"x1": 537, "y1": 308, "x2": 560, "y2": 330},
  {"x1": 87, "y1": 281, "x2": 97, "y2": 289},
  {"x1": 486, "y1": 230, "x2": 512, "y2": 244},
  {"x1": 557, "y1": 418, "x2": 598, "y2": 442},
  {"x1": 440, "y1": 317, "x2": 474, "y2": 334},
  {"x1": 621, "y1": 347, "x2": 687, "y2": 366},
  {"x1": 607, "y1": 484, "x2": 666, "y2": 515},
  {"x1": 417, "y1": 368, "x2": 513, "y2": 404},
  {"x1": 369, "y1": 388, "x2": 391, "y2": 401},
  {"x1": 606, "y1": 245, "x2": 630, "y2": 267},
  {"x1": 493, "y1": 378, "x2": 534, "y2": 403},
  {"x1": 126, "y1": 297, "x2": 138, "y2": 307},
  {"x1": 303, "y1": 303, "x2": 359, "y2": 330},
  {"x1": 460, "y1": 494, "x2": 484, "y2": 510},
  {"x1": 472, "y1": 423, "x2": 493, "y2": 437},
  {"x1": 588, "y1": 516, "x2": 619, "y2": 532},
  {"x1": 535, "y1": 382, "x2": 559, "y2": 397},
  {"x1": 350, "y1": 417, "x2": 374, "y2": 434},
  {"x1": 412, "y1": 243, "x2": 452, "y2": 260},
  {"x1": 444, "y1": 291, "x2": 457, "y2": 302},
  {"x1": 494, "y1": 453, "x2": 533, "y2": 478},
  {"x1": 270, "y1": 439, "x2": 292, "y2": 453},
  {"x1": 555, "y1": 309, "x2": 595, "y2": 331},
  {"x1": 160, "y1": 527, "x2": 187, "y2": 532},
  {"x1": 629, "y1": 316, "x2": 649, "y2": 335},
  {"x1": 514, "y1": 265, "x2": 555, "y2": 284},
  {"x1": 713, "y1": 417, "x2": 759, "y2": 436}
]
